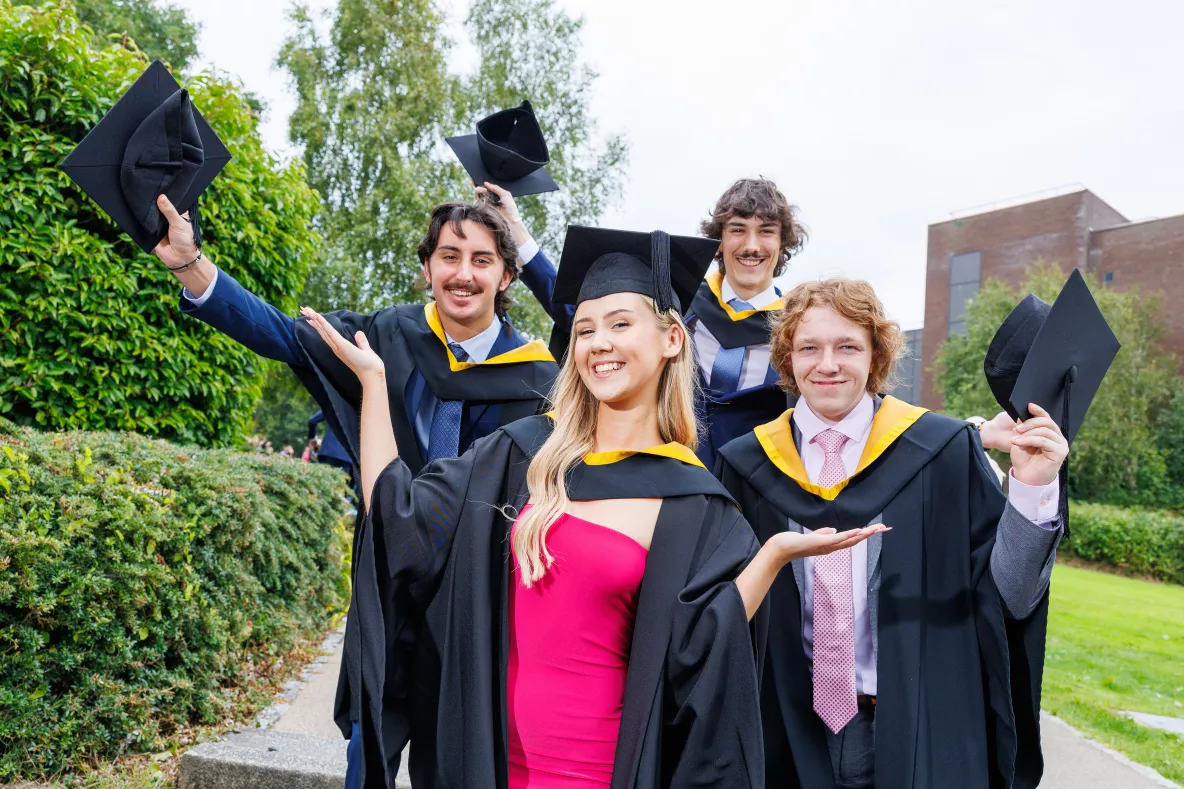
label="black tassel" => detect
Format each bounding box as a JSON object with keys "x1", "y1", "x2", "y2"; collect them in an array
[
  {"x1": 650, "y1": 230, "x2": 673, "y2": 313},
  {"x1": 187, "y1": 197, "x2": 202, "y2": 249},
  {"x1": 1059, "y1": 366, "x2": 1077, "y2": 538}
]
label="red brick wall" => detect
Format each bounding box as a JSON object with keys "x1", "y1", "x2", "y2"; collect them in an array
[
  {"x1": 1089, "y1": 214, "x2": 1184, "y2": 360},
  {"x1": 921, "y1": 191, "x2": 1110, "y2": 409}
]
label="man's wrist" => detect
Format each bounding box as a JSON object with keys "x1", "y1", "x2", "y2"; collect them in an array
[
  {"x1": 508, "y1": 220, "x2": 532, "y2": 249},
  {"x1": 177, "y1": 255, "x2": 217, "y2": 300}
]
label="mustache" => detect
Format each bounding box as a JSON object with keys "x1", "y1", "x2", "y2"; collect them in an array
[
  {"x1": 442, "y1": 281, "x2": 484, "y2": 294},
  {"x1": 735, "y1": 250, "x2": 767, "y2": 259}
]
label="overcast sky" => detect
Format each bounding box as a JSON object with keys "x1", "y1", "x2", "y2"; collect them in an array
[{"x1": 188, "y1": 0, "x2": 1184, "y2": 329}]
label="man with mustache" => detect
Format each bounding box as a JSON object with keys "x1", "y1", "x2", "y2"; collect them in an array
[
  {"x1": 482, "y1": 177, "x2": 807, "y2": 467},
  {"x1": 151, "y1": 193, "x2": 558, "y2": 788}
]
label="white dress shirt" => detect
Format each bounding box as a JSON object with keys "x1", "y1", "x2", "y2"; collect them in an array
[
  {"x1": 692, "y1": 276, "x2": 779, "y2": 390},
  {"x1": 793, "y1": 393, "x2": 1059, "y2": 696},
  {"x1": 446, "y1": 314, "x2": 501, "y2": 363}
]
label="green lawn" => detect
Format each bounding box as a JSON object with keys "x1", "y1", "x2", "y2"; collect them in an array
[{"x1": 1044, "y1": 563, "x2": 1184, "y2": 784}]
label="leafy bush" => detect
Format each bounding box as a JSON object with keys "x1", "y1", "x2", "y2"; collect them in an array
[
  {"x1": 1063, "y1": 501, "x2": 1184, "y2": 585},
  {"x1": 0, "y1": 416, "x2": 350, "y2": 779},
  {"x1": 0, "y1": 1, "x2": 320, "y2": 448}
]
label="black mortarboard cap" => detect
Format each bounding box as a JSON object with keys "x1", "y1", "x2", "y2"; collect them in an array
[
  {"x1": 445, "y1": 101, "x2": 558, "y2": 197},
  {"x1": 547, "y1": 226, "x2": 718, "y2": 359},
  {"x1": 985, "y1": 269, "x2": 1121, "y2": 538},
  {"x1": 554, "y1": 226, "x2": 719, "y2": 315},
  {"x1": 985, "y1": 269, "x2": 1120, "y2": 444},
  {"x1": 60, "y1": 60, "x2": 231, "y2": 254}
]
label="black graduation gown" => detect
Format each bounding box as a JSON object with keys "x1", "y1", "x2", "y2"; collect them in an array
[
  {"x1": 355, "y1": 415, "x2": 768, "y2": 789},
  {"x1": 288, "y1": 302, "x2": 558, "y2": 736},
  {"x1": 687, "y1": 277, "x2": 795, "y2": 467},
  {"x1": 716, "y1": 397, "x2": 1047, "y2": 789}
]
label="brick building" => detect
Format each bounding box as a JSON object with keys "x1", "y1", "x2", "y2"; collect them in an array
[{"x1": 918, "y1": 188, "x2": 1184, "y2": 410}]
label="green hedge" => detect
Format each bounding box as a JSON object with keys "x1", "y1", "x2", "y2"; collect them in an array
[
  {"x1": 1063, "y1": 501, "x2": 1184, "y2": 585},
  {"x1": 0, "y1": 417, "x2": 350, "y2": 779},
  {"x1": 0, "y1": 1, "x2": 321, "y2": 448}
]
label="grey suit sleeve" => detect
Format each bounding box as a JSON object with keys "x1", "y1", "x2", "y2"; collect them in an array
[{"x1": 990, "y1": 502, "x2": 1062, "y2": 619}]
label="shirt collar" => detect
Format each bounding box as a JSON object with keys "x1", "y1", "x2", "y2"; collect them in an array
[
  {"x1": 792, "y1": 392, "x2": 875, "y2": 447},
  {"x1": 721, "y1": 276, "x2": 781, "y2": 309},
  {"x1": 445, "y1": 315, "x2": 502, "y2": 363}
]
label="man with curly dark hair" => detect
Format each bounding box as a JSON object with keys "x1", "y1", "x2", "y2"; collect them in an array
[
  {"x1": 480, "y1": 176, "x2": 809, "y2": 466},
  {"x1": 687, "y1": 178, "x2": 809, "y2": 464}
]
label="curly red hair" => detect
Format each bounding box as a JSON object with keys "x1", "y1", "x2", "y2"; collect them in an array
[{"x1": 769, "y1": 279, "x2": 905, "y2": 396}]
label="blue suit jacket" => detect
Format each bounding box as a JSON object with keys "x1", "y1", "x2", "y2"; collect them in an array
[{"x1": 179, "y1": 255, "x2": 555, "y2": 463}]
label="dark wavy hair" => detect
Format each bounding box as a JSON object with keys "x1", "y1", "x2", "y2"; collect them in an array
[
  {"x1": 700, "y1": 178, "x2": 808, "y2": 277},
  {"x1": 416, "y1": 201, "x2": 519, "y2": 318}
]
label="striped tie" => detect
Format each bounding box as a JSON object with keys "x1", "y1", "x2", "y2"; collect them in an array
[
  {"x1": 708, "y1": 298, "x2": 754, "y2": 394},
  {"x1": 427, "y1": 342, "x2": 469, "y2": 462}
]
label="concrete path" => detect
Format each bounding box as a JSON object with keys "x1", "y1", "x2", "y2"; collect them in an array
[
  {"x1": 271, "y1": 635, "x2": 345, "y2": 740},
  {"x1": 1040, "y1": 712, "x2": 1179, "y2": 788},
  {"x1": 270, "y1": 636, "x2": 1178, "y2": 789},
  {"x1": 270, "y1": 632, "x2": 410, "y2": 788}
]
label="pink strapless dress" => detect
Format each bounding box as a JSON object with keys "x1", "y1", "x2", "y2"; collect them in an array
[{"x1": 507, "y1": 506, "x2": 648, "y2": 788}]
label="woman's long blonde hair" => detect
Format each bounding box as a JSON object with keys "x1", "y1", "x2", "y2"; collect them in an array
[{"x1": 512, "y1": 296, "x2": 699, "y2": 587}]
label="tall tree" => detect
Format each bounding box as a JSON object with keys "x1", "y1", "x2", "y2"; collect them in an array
[
  {"x1": 15, "y1": 0, "x2": 201, "y2": 69},
  {"x1": 934, "y1": 261, "x2": 1183, "y2": 508},
  {"x1": 277, "y1": 0, "x2": 460, "y2": 314},
  {"x1": 462, "y1": 0, "x2": 627, "y2": 339}
]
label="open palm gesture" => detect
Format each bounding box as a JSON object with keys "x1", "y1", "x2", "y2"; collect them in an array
[{"x1": 301, "y1": 307, "x2": 385, "y2": 381}]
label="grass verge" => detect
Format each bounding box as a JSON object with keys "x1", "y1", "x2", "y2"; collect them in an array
[{"x1": 1044, "y1": 564, "x2": 1184, "y2": 784}]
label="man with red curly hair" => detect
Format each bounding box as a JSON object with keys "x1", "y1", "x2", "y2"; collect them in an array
[{"x1": 717, "y1": 279, "x2": 1067, "y2": 789}]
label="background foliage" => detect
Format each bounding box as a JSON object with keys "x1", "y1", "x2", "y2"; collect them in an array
[
  {"x1": 1061, "y1": 500, "x2": 1184, "y2": 585},
  {"x1": 0, "y1": 1, "x2": 320, "y2": 448},
  {"x1": 0, "y1": 416, "x2": 350, "y2": 779},
  {"x1": 934, "y1": 262, "x2": 1184, "y2": 509},
  {"x1": 14, "y1": 0, "x2": 201, "y2": 70}
]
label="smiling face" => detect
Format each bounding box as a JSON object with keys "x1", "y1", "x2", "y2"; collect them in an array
[
  {"x1": 791, "y1": 306, "x2": 873, "y2": 424},
  {"x1": 422, "y1": 220, "x2": 513, "y2": 331},
  {"x1": 571, "y1": 292, "x2": 684, "y2": 408},
  {"x1": 720, "y1": 214, "x2": 782, "y2": 300}
]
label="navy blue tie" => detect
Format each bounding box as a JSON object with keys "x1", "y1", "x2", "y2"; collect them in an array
[
  {"x1": 709, "y1": 298, "x2": 754, "y2": 394},
  {"x1": 427, "y1": 343, "x2": 469, "y2": 462}
]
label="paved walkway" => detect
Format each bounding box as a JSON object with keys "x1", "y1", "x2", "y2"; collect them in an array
[{"x1": 272, "y1": 637, "x2": 1179, "y2": 789}]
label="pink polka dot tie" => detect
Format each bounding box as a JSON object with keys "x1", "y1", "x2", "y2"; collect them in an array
[{"x1": 811, "y1": 428, "x2": 858, "y2": 734}]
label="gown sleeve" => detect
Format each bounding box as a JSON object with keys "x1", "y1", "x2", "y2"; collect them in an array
[
  {"x1": 354, "y1": 447, "x2": 482, "y2": 787},
  {"x1": 289, "y1": 309, "x2": 389, "y2": 468},
  {"x1": 664, "y1": 504, "x2": 767, "y2": 789},
  {"x1": 966, "y1": 428, "x2": 1049, "y2": 789}
]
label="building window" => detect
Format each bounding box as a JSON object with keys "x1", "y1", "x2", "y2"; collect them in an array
[
  {"x1": 948, "y1": 251, "x2": 981, "y2": 336},
  {"x1": 894, "y1": 329, "x2": 924, "y2": 404},
  {"x1": 1104, "y1": 271, "x2": 1114, "y2": 284}
]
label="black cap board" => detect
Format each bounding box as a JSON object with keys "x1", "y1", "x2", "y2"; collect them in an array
[
  {"x1": 60, "y1": 60, "x2": 231, "y2": 254},
  {"x1": 984, "y1": 268, "x2": 1120, "y2": 445},
  {"x1": 445, "y1": 101, "x2": 558, "y2": 197},
  {"x1": 553, "y1": 226, "x2": 719, "y2": 316},
  {"x1": 546, "y1": 226, "x2": 718, "y2": 360}
]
